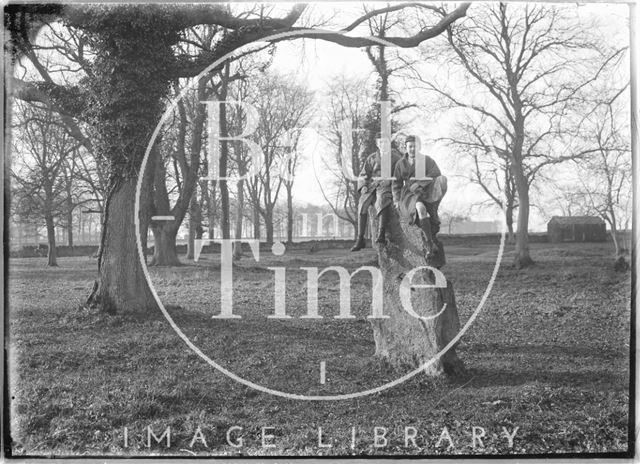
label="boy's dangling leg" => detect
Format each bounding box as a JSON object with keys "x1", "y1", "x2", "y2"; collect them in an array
[
  {"x1": 416, "y1": 202, "x2": 434, "y2": 245},
  {"x1": 416, "y1": 201, "x2": 444, "y2": 268},
  {"x1": 423, "y1": 176, "x2": 447, "y2": 268},
  {"x1": 426, "y1": 176, "x2": 447, "y2": 239},
  {"x1": 375, "y1": 186, "x2": 394, "y2": 245},
  {"x1": 427, "y1": 201, "x2": 446, "y2": 267},
  {"x1": 352, "y1": 189, "x2": 375, "y2": 252},
  {"x1": 351, "y1": 212, "x2": 368, "y2": 251},
  {"x1": 375, "y1": 206, "x2": 389, "y2": 244},
  {"x1": 426, "y1": 202, "x2": 441, "y2": 236}
]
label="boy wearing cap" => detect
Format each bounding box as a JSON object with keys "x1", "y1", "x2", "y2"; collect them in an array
[
  {"x1": 392, "y1": 135, "x2": 447, "y2": 268},
  {"x1": 351, "y1": 133, "x2": 402, "y2": 251}
]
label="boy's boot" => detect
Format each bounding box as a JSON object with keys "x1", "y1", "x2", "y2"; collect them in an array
[
  {"x1": 375, "y1": 207, "x2": 390, "y2": 245},
  {"x1": 351, "y1": 214, "x2": 368, "y2": 251},
  {"x1": 420, "y1": 216, "x2": 444, "y2": 268}
]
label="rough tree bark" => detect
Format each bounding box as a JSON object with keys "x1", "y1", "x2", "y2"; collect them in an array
[
  {"x1": 66, "y1": 197, "x2": 74, "y2": 247},
  {"x1": 512, "y1": 166, "x2": 533, "y2": 269},
  {"x1": 286, "y1": 183, "x2": 294, "y2": 244},
  {"x1": 87, "y1": 178, "x2": 157, "y2": 314},
  {"x1": 149, "y1": 224, "x2": 180, "y2": 266},
  {"x1": 505, "y1": 201, "x2": 515, "y2": 245},
  {"x1": 206, "y1": 182, "x2": 217, "y2": 239},
  {"x1": 504, "y1": 162, "x2": 517, "y2": 245},
  {"x1": 218, "y1": 67, "x2": 231, "y2": 240},
  {"x1": 45, "y1": 211, "x2": 58, "y2": 267},
  {"x1": 232, "y1": 178, "x2": 245, "y2": 260},
  {"x1": 264, "y1": 207, "x2": 274, "y2": 244},
  {"x1": 186, "y1": 193, "x2": 202, "y2": 260},
  {"x1": 368, "y1": 205, "x2": 464, "y2": 375},
  {"x1": 148, "y1": 150, "x2": 181, "y2": 266},
  {"x1": 81, "y1": 8, "x2": 176, "y2": 314},
  {"x1": 94, "y1": 211, "x2": 104, "y2": 259},
  {"x1": 139, "y1": 144, "x2": 157, "y2": 262}
]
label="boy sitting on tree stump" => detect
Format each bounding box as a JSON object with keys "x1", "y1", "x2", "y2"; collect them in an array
[
  {"x1": 392, "y1": 135, "x2": 447, "y2": 268},
  {"x1": 351, "y1": 132, "x2": 402, "y2": 251}
]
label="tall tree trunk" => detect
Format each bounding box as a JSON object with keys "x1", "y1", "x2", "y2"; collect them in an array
[
  {"x1": 82, "y1": 18, "x2": 173, "y2": 315},
  {"x1": 198, "y1": 180, "x2": 209, "y2": 240},
  {"x1": 265, "y1": 207, "x2": 274, "y2": 244},
  {"x1": 148, "y1": 145, "x2": 180, "y2": 266},
  {"x1": 505, "y1": 203, "x2": 515, "y2": 245},
  {"x1": 233, "y1": 179, "x2": 245, "y2": 260},
  {"x1": 253, "y1": 205, "x2": 261, "y2": 240},
  {"x1": 66, "y1": 203, "x2": 74, "y2": 247},
  {"x1": 79, "y1": 213, "x2": 84, "y2": 244},
  {"x1": 610, "y1": 219, "x2": 629, "y2": 271},
  {"x1": 45, "y1": 213, "x2": 57, "y2": 267},
  {"x1": 186, "y1": 192, "x2": 201, "y2": 260},
  {"x1": 219, "y1": 182, "x2": 230, "y2": 240},
  {"x1": 218, "y1": 85, "x2": 231, "y2": 240},
  {"x1": 149, "y1": 223, "x2": 180, "y2": 266},
  {"x1": 611, "y1": 229, "x2": 621, "y2": 255},
  {"x1": 207, "y1": 182, "x2": 217, "y2": 239},
  {"x1": 286, "y1": 184, "x2": 294, "y2": 244},
  {"x1": 187, "y1": 213, "x2": 195, "y2": 261},
  {"x1": 139, "y1": 144, "x2": 157, "y2": 262},
  {"x1": 368, "y1": 206, "x2": 464, "y2": 375},
  {"x1": 504, "y1": 159, "x2": 516, "y2": 245},
  {"x1": 95, "y1": 211, "x2": 104, "y2": 258},
  {"x1": 512, "y1": 170, "x2": 533, "y2": 268},
  {"x1": 378, "y1": 45, "x2": 389, "y2": 101},
  {"x1": 87, "y1": 178, "x2": 157, "y2": 314}
]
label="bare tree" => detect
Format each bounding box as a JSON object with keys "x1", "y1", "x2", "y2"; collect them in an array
[
  {"x1": 11, "y1": 103, "x2": 80, "y2": 265},
  {"x1": 244, "y1": 72, "x2": 314, "y2": 244},
  {"x1": 439, "y1": 208, "x2": 471, "y2": 235},
  {"x1": 72, "y1": 147, "x2": 108, "y2": 226},
  {"x1": 149, "y1": 26, "x2": 260, "y2": 265},
  {"x1": 147, "y1": 77, "x2": 207, "y2": 266},
  {"x1": 225, "y1": 53, "x2": 274, "y2": 258},
  {"x1": 570, "y1": 99, "x2": 631, "y2": 267},
  {"x1": 446, "y1": 120, "x2": 518, "y2": 243},
  {"x1": 416, "y1": 3, "x2": 623, "y2": 267},
  {"x1": 58, "y1": 153, "x2": 96, "y2": 246},
  {"x1": 229, "y1": 84, "x2": 251, "y2": 258},
  {"x1": 319, "y1": 75, "x2": 373, "y2": 236},
  {"x1": 282, "y1": 131, "x2": 307, "y2": 245}
]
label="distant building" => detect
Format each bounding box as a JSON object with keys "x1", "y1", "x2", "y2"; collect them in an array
[{"x1": 547, "y1": 216, "x2": 606, "y2": 243}]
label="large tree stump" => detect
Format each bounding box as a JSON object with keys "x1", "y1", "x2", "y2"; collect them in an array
[{"x1": 368, "y1": 205, "x2": 464, "y2": 376}]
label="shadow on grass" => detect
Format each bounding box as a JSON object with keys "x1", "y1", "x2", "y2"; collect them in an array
[
  {"x1": 464, "y1": 367, "x2": 628, "y2": 390},
  {"x1": 464, "y1": 342, "x2": 628, "y2": 360}
]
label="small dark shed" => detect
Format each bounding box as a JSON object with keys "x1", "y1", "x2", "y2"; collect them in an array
[{"x1": 547, "y1": 216, "x2": 606, "y2": 243}]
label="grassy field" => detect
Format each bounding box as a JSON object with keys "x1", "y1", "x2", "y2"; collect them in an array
[{"x1": 7, "y1": 240, "x2": 632, "y2": 457}]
